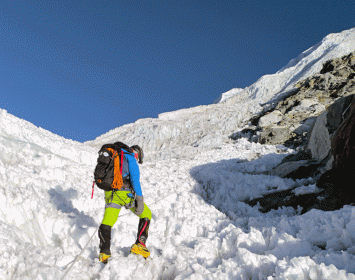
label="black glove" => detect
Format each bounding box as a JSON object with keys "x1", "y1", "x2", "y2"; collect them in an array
[{"x1": 135, "y1": 195, "x2": 144, "y2": 216}]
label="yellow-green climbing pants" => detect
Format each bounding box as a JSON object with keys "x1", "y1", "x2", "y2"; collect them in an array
[{"x1": 101, "y1": 190, "x2": 152, "y2": 227}]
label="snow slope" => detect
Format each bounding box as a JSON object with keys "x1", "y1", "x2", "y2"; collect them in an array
[
  {"x1": 223, "y1": 27, "x2": 355, "y2": 104},
  {"x1": 86, "y1": 27, "x2": 355, "y2": 153},
  {"x1": 1, "y1": 27, "x2": 355, "y2": 279}
]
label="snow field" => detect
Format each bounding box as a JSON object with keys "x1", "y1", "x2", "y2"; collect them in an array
[
  {"x1": 1, "y1": 116, "x2": 355, "y2": 279},
  {"x1": 2, "y1": 116, "x2": 355, "y2": 279}
]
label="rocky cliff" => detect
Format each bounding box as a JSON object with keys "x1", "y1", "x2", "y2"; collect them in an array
[
  {"x1": 238, "y1": 52, "x2": 355, "y2": 148},
  {"x1": 254, "y1": 52, "x2": 355, "y2": 178},
  {"x1": 246, "y1": 52, "x2": 355, "y2": 212}
]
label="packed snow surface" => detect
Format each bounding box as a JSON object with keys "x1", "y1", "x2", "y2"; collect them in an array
[{"x1": 2, "y1": 28, "x2": 355, "y2": 279}]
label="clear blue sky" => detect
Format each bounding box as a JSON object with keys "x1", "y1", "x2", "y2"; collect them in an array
[{"x1": 1, "y1": 0, "x2": 354, "y2": 142}]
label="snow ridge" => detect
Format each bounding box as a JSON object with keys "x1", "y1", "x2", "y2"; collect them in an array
[{"x1": 86, "y1": 27, "x2": 355, "y2": 154}]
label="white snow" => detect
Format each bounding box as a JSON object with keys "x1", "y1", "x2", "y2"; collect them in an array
[
  {"x1": 213, "y1": 87, "x2": 244, "y2": 104},
  {"x1": 2, "y1": 27, "x2": 355, "y2": 279},
  {"x1": 223, "y1": 27, "x2": 355, "y2": 104}
]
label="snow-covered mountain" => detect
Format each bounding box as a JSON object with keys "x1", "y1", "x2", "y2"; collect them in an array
[
  {"x1": 86, "y1": 27, "x2": 355, "y2": 154},
  {"x1": 1, "y1": 27, "x2": 355, "y2": 279}
]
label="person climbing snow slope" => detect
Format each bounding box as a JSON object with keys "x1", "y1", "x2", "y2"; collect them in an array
[{"x1": 96, "y1": 143, "x2": 152, "y2": 263}]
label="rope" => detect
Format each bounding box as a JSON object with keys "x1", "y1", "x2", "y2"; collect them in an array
[
  {"x1": 59, "y1": 227, "x2": 98, "y2": 280},
  {"x1": 60, "y1": 188, "x2": 188, "y2": 280}
]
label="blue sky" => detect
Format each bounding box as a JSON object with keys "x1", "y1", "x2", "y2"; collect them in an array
[{"x1": 1, "y1": 0, "x2": 354, "y2": 142}]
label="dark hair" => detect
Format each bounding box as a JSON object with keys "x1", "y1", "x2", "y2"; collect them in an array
[{"x1": 130, "y1": 145, "x2": 144, "y2": 164}]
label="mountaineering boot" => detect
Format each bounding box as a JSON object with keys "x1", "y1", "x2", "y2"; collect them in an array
[
  {"x1": 130, "y1": 218, "x2": 150, "y2": 258},
  {"x1": 98, "y1": 224, "x2": 112, "y2": 263},
  {"x1": 131, "y1": 243, "x2": 150, "y2": 258},
  {"x1": 99, "y1": 253, "x2": 111, "y2": 264},
  {"x1": 136, "y1": 218, "x2": 150, "y2": 245}
]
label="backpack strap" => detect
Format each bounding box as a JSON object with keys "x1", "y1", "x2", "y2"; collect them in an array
[{"x1": 120, "y1": 150, "x2": 124, "y2": 174}]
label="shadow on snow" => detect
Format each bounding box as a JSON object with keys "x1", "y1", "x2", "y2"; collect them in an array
[{"x1": 48, "y1": 185, "x2": 98, "y2": 249}]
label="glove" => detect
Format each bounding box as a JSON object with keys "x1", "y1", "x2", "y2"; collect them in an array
[{"x1": 135, "y1": 195, "x2": 144, "y2": 216}]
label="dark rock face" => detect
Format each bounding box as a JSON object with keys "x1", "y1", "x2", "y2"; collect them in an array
[
  {"x1": 244, "y1": 52, "x2": 355, "y2": 213},
  {"x1": 331, "y1": 97, "x2": 355, "y2": 169},
  {"x1": 316, "y1": 94, "x2": 355, "y2": 205},
  {"x1": 259, "y1": 52, "x2": 355, "y2": 148},
  {"x1": 234, "y1": 53, "x2": 355, "y2": 173},
  {"x1": 246, "y1": 52, "x2": 355, "y2": 180}
]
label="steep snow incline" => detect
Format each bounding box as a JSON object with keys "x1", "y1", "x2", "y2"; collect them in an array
[
  {"x1": 213, "y1": 87, "x2": 244, "y2": 103},
  {"x1": 0, "y1": 110, "x2": 99, "y2": 279},
  {"x1": 85, "y1": 100, "x2": 263, "y2": 153},
  {"x1": 86, "y1": 27, "x2": 355, "y2": 153},
  {"x1": 0, "y1": 109, "x2": 96, "y2": 165},
  {"x1": 224, "y1": 27, "x2": 355, "y2": 104},
  {"x1": 2, "y1": 112, "x2": 355, "y2": 279}
]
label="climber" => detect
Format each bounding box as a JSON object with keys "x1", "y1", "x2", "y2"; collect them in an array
[{"x1": 96, "y1": 143, "x2": 152, "y2": 263}]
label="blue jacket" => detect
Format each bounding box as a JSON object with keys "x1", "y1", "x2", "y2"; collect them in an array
[{"x1": 121, "y1": 149, "x2": 143, "y2": 196}]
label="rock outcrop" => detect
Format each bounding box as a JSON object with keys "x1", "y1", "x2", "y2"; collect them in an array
[
  {"x1": 236, "y1": 52, "x2": 355, "y2": 148},
  {"x1": 266, "y1": 94, "x2": 354, "y2": 180},
  {"x1": 245, "y1": 52, "x2": 355, "y2": 213},
  {"x1": 236, "y1": 52, "x2": 355, "y2": 180},
  {"x1": 316, "y1": 91, "x2": 355, "y2": 199}
]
